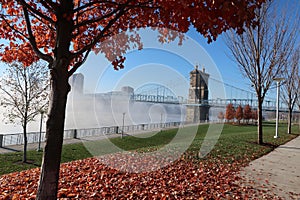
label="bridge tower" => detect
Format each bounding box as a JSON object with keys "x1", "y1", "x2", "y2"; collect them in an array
[{"x1": 186, "y1": 65, "x2": 210, "y2": 123}]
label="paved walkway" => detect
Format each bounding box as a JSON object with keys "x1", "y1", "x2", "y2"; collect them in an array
[{"x1": 240, "y1": 136, "x2": 300, "y2": 200}]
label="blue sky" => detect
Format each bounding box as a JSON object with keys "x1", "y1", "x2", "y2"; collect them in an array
[
  {"x1": 75, "y1": 28, "x2": 229, "y2": 100},
  {"x1": 74, "y1": 27, "x2": 258, "y2": 101}
]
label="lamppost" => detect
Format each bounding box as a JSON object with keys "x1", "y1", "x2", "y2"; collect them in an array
[
  {"x1": 160, "y1": 113, "x2": 163, "y2": 131},
  {"x1": 121, "y1": 112, "x2": 125, "y2": 139},
  {"x1": 37, "y1": 110, "x2": 44, "y2": 151},
  {"x1": 273, "y1": 77, "x2": 284, "y2": 139}
]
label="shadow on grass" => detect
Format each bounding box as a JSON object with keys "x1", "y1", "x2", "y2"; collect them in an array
[
  {"x1": 261, "y1": 142, "x2": 278, "y2": 148},
  {"x1": 263, "y1": 121, "x2": 291, "y2": 127},
  {"x1": 14, "y1": 159, "x2": 40, "y2": 167},
  {"x1": 247, "y1": 141, "x2": 278, "y2": 149},
  {"x1": 224, "y1": 122, "x2": 257, "y2": 126},
  {"x1": 0, "y1": 146, "x2": 21, "y2": 153}
]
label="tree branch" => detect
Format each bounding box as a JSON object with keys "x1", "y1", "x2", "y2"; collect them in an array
[
  {"x1": 74, "y1": 7, "x2": 120, "y2": 29},
  {"x1": 0, "y1": 14, "x2": 29, "y2": 40},
  {"x1": 68, "y1": 49, "x2": 91, "y2": 77},
  {"x1": 74, "y1": 1, "x2": 118, "y2": 13},
  {"x1": 70, "y1": 3, "x2": 130, "y2": 61},
  {"x1": 18, "y1": 0, "x2": 56, "y2": 25},
  {"x1": 40, "y1": 0, "x2": 59, "y2": 11},
  {"x1": 23, "y1": 6, "x2": 53, "y2": 64}
]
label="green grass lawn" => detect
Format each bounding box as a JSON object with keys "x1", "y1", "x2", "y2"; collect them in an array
[
  {"x1": 0, "y1": 122, "x2": 299, "y2": 175},
  {"x1": 0, "y1": 143, "x2": 93, "y2": 175}
]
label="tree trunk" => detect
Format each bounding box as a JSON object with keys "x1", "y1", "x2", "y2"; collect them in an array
[
  {"x1": 287, "y1": 107, "x2": 292, "y2": 134},
  {"x1": 36, "y1": 66, "x2": 70, "y2": 200},
  {"x1": 23, "y1": 124, "x2": 27, "y2": 163},
  {"x1": 36, "y1": 1, "x2": 73, "y2": 199},
  {"x1": 257, "y1": 100, "x2": 263, "y2": 145},
  {"x1": 23, "y1": 67, "x2": 28, "y2": 163}
]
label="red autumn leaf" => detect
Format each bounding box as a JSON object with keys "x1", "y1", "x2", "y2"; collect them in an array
[{"x1": 0, "y1": 154, "x2": 279, "y2": 199}]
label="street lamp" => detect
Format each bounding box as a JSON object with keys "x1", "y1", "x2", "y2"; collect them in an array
[
  {"x1": 37, "y1": 110, "x2": 44, "y2": 151},
  {"x1": 121, "y1": 112, "x2": 125, "y2": 139},
  {"x1": 160, "y1": 113, "x2": 163, "y2": 131},
  {"x1": 273, "y1": 77, "x2": 284, "y2": 139}
]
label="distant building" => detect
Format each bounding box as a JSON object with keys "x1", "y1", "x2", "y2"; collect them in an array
[
  {"x1": 69, "y1": 73, "x2": 84, "y2": 94},
  {"x1": 121, "y1": 86, "x2": 134, "y2": 94},
  {"x1": 186, "y1": 65, "x2": 210, "y2": 123}
]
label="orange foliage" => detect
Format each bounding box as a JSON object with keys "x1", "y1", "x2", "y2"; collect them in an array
[
  {"x1": 235, "y1": 105, "x2": 243, "y2": 124},
  {"x1": 225, "y1": 103, "x2": 235, "y2": 122},
  {"x1": 243, "y1": 104, "x2": 252, "y2": 121},
  {"x1": 252, "y1": 110, "x2": 258, "y2": 120},
  {"x1": 0, "y1": 0, "x2": 266, "y2": 71}
]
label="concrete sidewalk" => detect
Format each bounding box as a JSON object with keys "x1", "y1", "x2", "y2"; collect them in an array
[{"x1": 240, "y1": 136, "x2": 300, "y2": 200}]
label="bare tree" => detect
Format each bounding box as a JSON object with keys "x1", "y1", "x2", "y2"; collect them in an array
[
  {"x1": 281, "y1": 48, "x2": 300, "y2": 134},
  {"x1": 225, "y1": 1, "x2": 298, "y2": 144},
  {"x1": 0, "y1": 62, "x2": 48, "y2": 162}
]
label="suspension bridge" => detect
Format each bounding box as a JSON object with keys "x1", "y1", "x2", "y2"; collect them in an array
[
  {"x1": 70, "y1": 68, "x2": 299, "y2": 117},
  {"x1": 131, "y1": 79, "x2": 297, "y2": 113},
  {"x1": 133, "y1": 94, "x2": 292, "y2": 113}
]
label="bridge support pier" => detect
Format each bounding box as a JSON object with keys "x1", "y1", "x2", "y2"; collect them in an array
[{"x1": 186, "y1": 105, "x2": 210, "y2": 123}]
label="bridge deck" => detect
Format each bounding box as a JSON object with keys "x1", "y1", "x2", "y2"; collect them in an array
[{"x1": 132, "y1": 94, "x2": 299, "y2": 113}]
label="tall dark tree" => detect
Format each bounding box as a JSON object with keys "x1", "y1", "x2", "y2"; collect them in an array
[
  {"x1": 0, "y1": 0, "x2": 266, "y2": 199},
  {"x1": 225, "y1": 1, "x2": 298, "y2": 144}
]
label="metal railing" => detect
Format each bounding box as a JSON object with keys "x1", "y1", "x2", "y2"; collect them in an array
[{"x1": 0, "y1": 122, "x2": 182, "y2": 147}]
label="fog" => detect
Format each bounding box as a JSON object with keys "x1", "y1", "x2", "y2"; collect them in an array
[
  {"x1": 0, "y1": 103, "x2": 41, "y2": 134},
  {"x1": 65, "y1": 91, "x2": 186, "y2": 130},
  {"x1": 0, "y1": 89, "x2": 186, "y2": 135}
]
